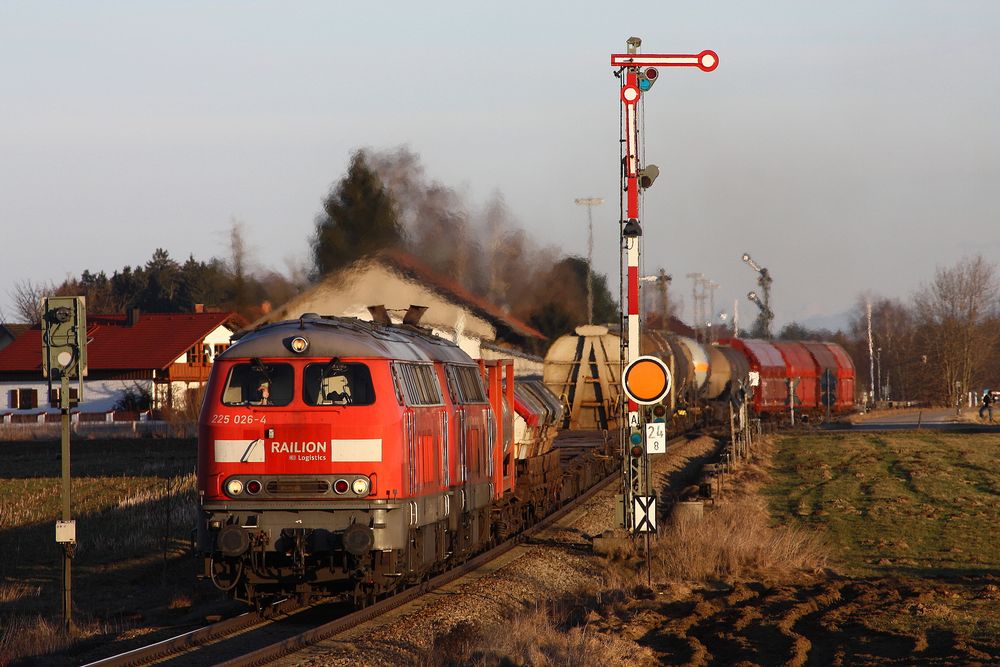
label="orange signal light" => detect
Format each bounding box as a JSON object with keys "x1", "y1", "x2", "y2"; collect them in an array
[{"x1": 622, "y1": 356, "x2": 672, "y2": 405}]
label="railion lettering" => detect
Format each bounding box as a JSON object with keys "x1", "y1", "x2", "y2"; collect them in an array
[{"x1": 270, "y1": 441, "x2": 329, "y2": 454}]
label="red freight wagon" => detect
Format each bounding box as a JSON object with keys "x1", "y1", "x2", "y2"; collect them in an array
[
  {"x1": 824, "y1": 342, "x2": 856, "y2": 411},
  {"x1": 771, "y1": 341, "x2": 819, "y2": 411},
  {"x1": 717, "y1": 338, "x2": 788, "y2": 414},
  {"x1": 801, "y1": 341, "x2": 856, "y2": 412}
]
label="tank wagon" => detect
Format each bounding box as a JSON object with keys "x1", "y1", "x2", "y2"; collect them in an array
[
  {"x1": 195, "y1": 313, "x2": 598, "y2": 607},
  {"x1": 544, "y1": 326, "x2": 856, "y2": 428}
]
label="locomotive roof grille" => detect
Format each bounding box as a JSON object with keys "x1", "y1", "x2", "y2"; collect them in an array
[{"x1": 221, "y1": 315, "x2": 471, "y2": 364}]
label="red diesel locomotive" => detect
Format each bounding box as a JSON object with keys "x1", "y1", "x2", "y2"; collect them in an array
[{"x1": 195, "y1": 313, "x2": 534, "y2": 606}]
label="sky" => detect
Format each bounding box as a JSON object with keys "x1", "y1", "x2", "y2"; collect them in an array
[{"x1": 2, "y1": 1, "x2": 999, "y2": 331}]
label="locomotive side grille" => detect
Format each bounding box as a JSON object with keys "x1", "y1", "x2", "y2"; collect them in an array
[{"x1": 264, "y1": 479, "x2": 330, "y2": 494}]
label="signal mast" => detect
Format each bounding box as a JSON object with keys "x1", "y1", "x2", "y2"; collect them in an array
[
  {"x1": 742, "y1": 252, "x2": 774, "y2": 338},
  {"x1": 612, "y1": 38, "x2": 718, "y2": 534}
]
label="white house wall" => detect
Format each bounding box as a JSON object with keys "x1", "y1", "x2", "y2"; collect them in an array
[
  {"x1": 175, "y1": 324, "x2": 235, "y2": 363},
  {"x1": 262, "y1": 263, "x2": 497, "y2": 354},
  {"x1": 0, "y1": 378, "x2": 153, "y2": 414}
]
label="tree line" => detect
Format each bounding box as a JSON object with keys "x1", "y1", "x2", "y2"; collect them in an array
[
  {"x1": 771, "y1": 255, "x2": 1000, "y2": 406},
  {"x1": 6, "y1": 148, "x2": 617, "y2": 351},
  {"x1": 9, "y1": 145, "x2": 994, "y2": 406}
]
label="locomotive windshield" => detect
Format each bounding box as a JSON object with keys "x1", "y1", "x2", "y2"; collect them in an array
[
  {"x1": 221, "y1": 361, "x2": 294, "y2": 406},
  {"x1": 303, "y1": 360, "x2": 375, "y2": 406}
]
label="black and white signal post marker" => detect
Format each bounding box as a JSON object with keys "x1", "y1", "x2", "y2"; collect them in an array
[{"x1": 611, "y1": 37, "x2": 717, "y2": 534}]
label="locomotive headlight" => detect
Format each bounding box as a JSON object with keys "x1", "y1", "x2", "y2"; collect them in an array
[
  {"x1": 290, "y1": 336, "x2": 309, "y2": 353},
  {"x1": 352, "y1": 477, "x2": 371, "y2": 496},
  {"x1": 225, "y1": 479, "x2": 244, "y2": 496}
]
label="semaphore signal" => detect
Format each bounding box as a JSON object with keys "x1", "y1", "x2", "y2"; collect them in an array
[{"x1": 611, "y1": 37, "x2": 718, "y2": 538}]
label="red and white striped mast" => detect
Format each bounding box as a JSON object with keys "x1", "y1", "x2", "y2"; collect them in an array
[{"x1": 612, "y1": 37, "x2": 718, "y2": 532}]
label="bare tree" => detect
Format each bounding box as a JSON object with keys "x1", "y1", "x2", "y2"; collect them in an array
[
  {"x1": 8, "y1": 279, "x2": 51, "y2": 324},
  {"x1": 913, "y1": 255, "x2": 999, "y2": 405},
  {"x1": 229, "y1": 218, "x2": 251, "y2": 311}
]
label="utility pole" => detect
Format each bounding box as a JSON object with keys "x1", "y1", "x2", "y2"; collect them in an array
[
  {"x1": 611, "y1": 37, "x2": 717, "y2": 537},
  {"x1": 686, "y1": 272, "x2": 705, "y2": 341},
  {"x1": 575, "y1": 197, "x2": 605, "y2": 324},
  {"x1": 706, "y1": 280, "x2": 719, "y2": 343},
  {"x1": 867, "y1": 301, "x2": 875, "y2": 409}
]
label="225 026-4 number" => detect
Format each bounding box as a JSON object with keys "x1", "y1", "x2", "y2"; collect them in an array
[{"x1": 210, "y1": 415, "x2": 267, "y2": 425}]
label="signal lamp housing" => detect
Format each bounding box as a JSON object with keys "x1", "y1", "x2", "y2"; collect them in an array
[
  {"x1": 622, "y1": 218, "x2": 643, "y2": 238},
  {"x1": 638, "y1": 67, "x2": 659, "y2": 91},
  {"x1": 638, "y1": 164, "x2": 659, "y2": 189}
]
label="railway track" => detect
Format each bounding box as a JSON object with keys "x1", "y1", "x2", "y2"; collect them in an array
[
  {"x1": 79, "y1": 597, "x2": 314, "y2": 667},
  {"x1": 84, "y1": 432, "x2": 703, "y2": 666}
]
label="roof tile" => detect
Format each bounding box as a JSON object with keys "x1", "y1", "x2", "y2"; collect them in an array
[{"x1": 0, "y1": 312, "x2": 237, "y2": 373}]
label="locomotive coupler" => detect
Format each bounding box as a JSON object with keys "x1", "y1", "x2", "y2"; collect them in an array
[{"x1": 285, "y1": 528, "x2": 310, "y2": 576}]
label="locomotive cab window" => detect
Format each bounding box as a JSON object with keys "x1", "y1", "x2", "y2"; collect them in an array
[
  {"x1": 448, "y1": 365, "x2": 488, "y2": 403},
  {"x1": 303, "y1": 360, "x2": 375, "y2": 406},
  {"x1": 221, "y1": 361, "x2": 294, "y2": 406},
  {"x1": 392, "y1": 363, "x2": 443, "y2": 406}
]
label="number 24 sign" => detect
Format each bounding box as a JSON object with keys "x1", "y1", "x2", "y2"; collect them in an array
[{"x1": 645, "y1": 422, "x2": 666, "y2": 454}]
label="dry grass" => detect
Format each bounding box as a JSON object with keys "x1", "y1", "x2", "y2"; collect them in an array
[
  {"x1": 0, "y1": 465, "x2": 198, "y2": 663},
  {"x1": 652, "y1": 496, "x2": 828, "y2": 582},
  {"x1": 651, "y1": 438, "x2": 827, "y2": 583},
  {"x1": 0, "y1": 473, "x2": 197, "y2": 561},
  {"x1": 0, "y1": 614, "x2": 136, "y2": 666},
  {"x1": 423, "y1": 603, "x2": 655, "y2": 667},
  {"x1": 0, "y1": 580, "x2": 41, "y2": 604},
  {"x1": 83, "y1": 473, "x2": 198, "y2": 558}
]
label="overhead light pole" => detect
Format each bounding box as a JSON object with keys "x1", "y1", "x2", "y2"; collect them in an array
[
  {"x1": 639, "y1": 269, "x2": 672, "y2": 333},
  {"x1": 575, "y1": 197, "x2": 604, "y2": 324}
]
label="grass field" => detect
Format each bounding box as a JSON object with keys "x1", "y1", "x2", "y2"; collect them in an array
[
  {"x1": 431, "y1": 431, "x2": 1000, "y2": 665},
  {"x1": 0, "y1": 438, "x2": 228, "y2": 666},
  {"x1": 762, "y1": 431, "x2": 1000, "y2": 644},
  {"x1": 4, "y1": 431, "x2": 999, "y2": 665}
]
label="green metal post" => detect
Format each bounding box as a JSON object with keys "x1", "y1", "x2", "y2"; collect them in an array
[{"x1": 60, "y1": 372, "x2": 74, "y2": 634}]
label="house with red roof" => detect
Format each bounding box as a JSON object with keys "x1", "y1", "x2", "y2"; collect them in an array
[
  {"x1": 255, "y1": 249, "x2": 548, "y2": 375},
  {"x1": 0, "y1": 308, "x2": 239, "y2": 417},
  {"x1": 0, "y1": 323, "x2": 29, "y2": 353}
]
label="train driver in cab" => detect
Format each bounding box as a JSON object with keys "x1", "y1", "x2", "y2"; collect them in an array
[
  {"x1": 255, "y1": 380, "x2": 270, "y2": 405},
  {"x1": 321, "y1": 371, "x2": 352, "y2": 405}
]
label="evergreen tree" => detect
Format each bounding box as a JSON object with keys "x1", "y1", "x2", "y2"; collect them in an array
[
  {"x1": 312, "y1": 151, "x2": 403, "y2": 278},
  {"x1": 141, "y1": 248, "x2": 184, "y2": 311},
  {"x1": 111, "y1": 266, "x2": 146, "y2": 311}
]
